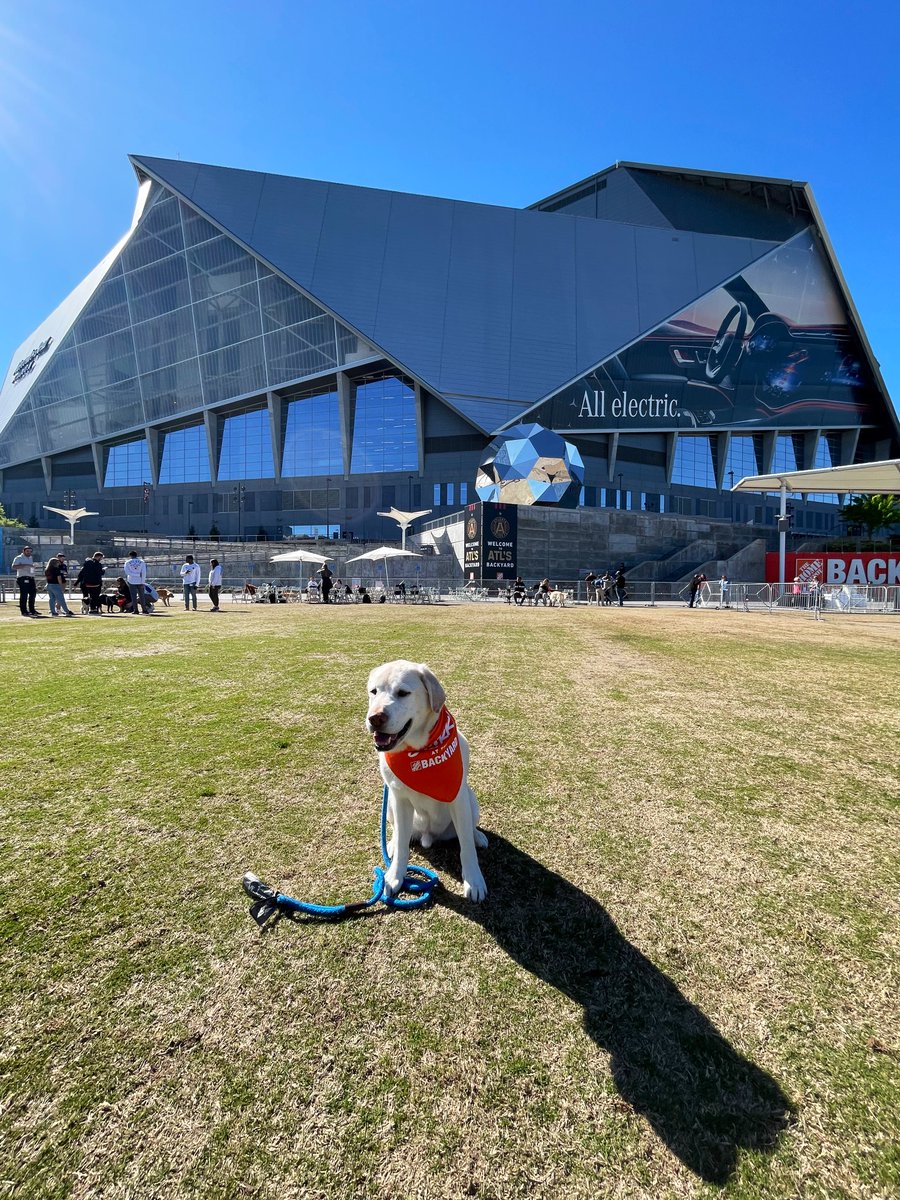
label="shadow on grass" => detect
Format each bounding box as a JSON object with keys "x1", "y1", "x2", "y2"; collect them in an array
[{"x1": 435, "y1": 833, "x2": 794, "y2": 1185}]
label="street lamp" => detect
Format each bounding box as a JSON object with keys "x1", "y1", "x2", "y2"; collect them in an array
[{"x1": 233, "y1": 484, "x2": 245, "y2": 540}]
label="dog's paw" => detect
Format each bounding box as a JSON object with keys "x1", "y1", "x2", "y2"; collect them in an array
[
  {"x1": 463, "y1": 873, "x2": 487, "y2": 902},
  {"x1": 382, "y1": 869, "x2": 403, "y2": 898},
  {"x1": 474, "y1": 829, "x2": 488, "y2": 849}
]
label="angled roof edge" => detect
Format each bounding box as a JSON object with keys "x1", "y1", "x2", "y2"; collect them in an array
[
  {"x1": 801, "y1": 183, "x2": 900, "y2": 440},
  {"x1": 128, "y1": 154, "x2": 486, "y2": 433},
  {"x1": 530, "y1": 161, "x2": 809, "y2": 211},
  {"x1": 0, "y1": 178, "x2": 154, "y2": 441}
]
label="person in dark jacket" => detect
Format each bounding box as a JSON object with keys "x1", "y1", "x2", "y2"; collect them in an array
[
  {"x1": 614, "y1": 565, "x2": 628, "y2": 607},
  {"x1": 318, "y1": 563, "x2": 333, "y2": 603},
  {"x1": 75, "y1": 552, "x2": 106, "y2": 614}
]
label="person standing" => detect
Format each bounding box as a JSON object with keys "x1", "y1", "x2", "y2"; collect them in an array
[
  {"x1": 318, "y1": 562, "x2": 333, "y2": 604},
  {"x1": 208, "y1": 558, "x2": 223, "y2": 611},
  {"x1": 180, "y1": 554, "x2": 201, "y2": 610},
  {"x1": 539, "y1": 577, "x2": 551, "y2": 606},
  {"x1": 76, "y1": 551, "x2": 106, "y2": 615},
  {"x1": 45, "y1": 556, "x2": 75, "y2": 616},
  {"x1": 614, "y1": 565, "x2": 628, "y2": 607},
  {"x1": 719, "y1": 573, "x2": 730, "y2": 609},
  {"x1": 123, "y1": 550, "x2": 149, "y2": 614},
  {"x1": 584, "y1": 570, "x2": 597, "y2": 605},
  {"x1": 12, "y1": 545, "x2": 39, "y2": 617}
]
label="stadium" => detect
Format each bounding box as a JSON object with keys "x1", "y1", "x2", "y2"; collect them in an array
[{"x1": 1, "y1": 156, "x2": 898, "y2": 559}]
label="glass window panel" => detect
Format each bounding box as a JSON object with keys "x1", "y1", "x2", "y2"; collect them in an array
[
  {"x1": 282, "y1": 391, "x2": 342, "y2": 477},
  {"x1": 141, "y1": 359, "x2": 204, "y2": 422},
  {"x1": 38, "y1": 396, "x2": 93, "y2": 453},
  {"x1": 433, "y1": 484, "x2": 441, "y2": 506},
  {"x1": 159, "y1": 425, "x2": 211, "y2": 483},
  {"x1": 133, "y1": 306, "x2": 198, "y2": 374},
  {"x1": 217, "y1": 408, "x2": 275, "y2": 480},
  {"x1": 76, "y1": 275, "x2": 131, "y2": 342},
  {"x1": 120, "y1": 196, "x2": 185, "y2": 272},
  {"x1": 87, "y1": 378, "x2": 146, "y2": 437},
  {"x1": 807, "y1": 436, "x2": 839, "y2": 503},
  {"x1": 180, "y1": 202, "x2": 221, "y2": 248},
  {"x1": 27, "y1": 343, "x2": 83, "y2": 406},
  {"x1": 258, "y1": 273, "x2": 322, "y2": 331},
  {"x1": 77, "y1": 330, "x2": 138, "y2": 392},
  {"x1": 0, "y1": 409, "x2": 40, "y2": 465},
  {"x1": 337, "y1": 322, "x2": 377, "y2": 365},
  {"x1": 194, "y1": 284, "x2": 263, "y2": 354},
  {"x1": 459, "y1": 482, "x2": 467, "y2": 505},
  {"x1": 126, "y1": 253, "x2": 192, "y2": 324},
  {"x1": 187, "y1": 235, "x2": 258, "y2": 301},
  {"x1": 671, "y1": 436, "x2": 716, "y2": 488},
  {"x1": 265, "y1": 316, "x2": 337, "y2": 385},
  {"x1": 104, "y1": 439, "x2": 150, "y2": 488},
  {"x1": 772, "y1": 435, "x2": 803, "y2": 498},
  {"x1": 199, "y1": 337, "x2": 267, "y2": 406},
  {"x1": 350, "y1": 377, "x2": 418, "y2": 474},
  {"x1": 446, "y1": 482, "x2": 454, "y2": 505},
  {"x1": 723, "y1": 435, "x2": 758, "y2": 487}
]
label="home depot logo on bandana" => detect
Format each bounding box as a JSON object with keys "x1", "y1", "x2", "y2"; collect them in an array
[{"x1": 385, "y1": 706, "x2": 464, "y2": 802}]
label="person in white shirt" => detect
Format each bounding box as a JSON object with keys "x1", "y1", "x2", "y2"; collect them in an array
[
  {"x1": 180, "y1": 554, "x2": 201, "y2": 610},
  {"x1": 11, "y1": 545, "x2": 38, "y2": 617},
  {"x1": 123, "y1": 550, "x2": 149, "y2": 614},
  {"x1": 208, "y1": 558, "x2": 223, "y2": 611}
]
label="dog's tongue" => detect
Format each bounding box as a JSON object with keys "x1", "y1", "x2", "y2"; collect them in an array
[{"x1": 373, "y1": 731, "x2": 395, "y2": 751}]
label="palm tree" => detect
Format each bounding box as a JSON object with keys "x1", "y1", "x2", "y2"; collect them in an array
[{"x1": 838, "y1": 494, "x2": 900, "y2": 542}]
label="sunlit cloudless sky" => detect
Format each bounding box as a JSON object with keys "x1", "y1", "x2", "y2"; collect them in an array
[{"x1": 1, "y1": 0, "x2": 898, "y2": 412}]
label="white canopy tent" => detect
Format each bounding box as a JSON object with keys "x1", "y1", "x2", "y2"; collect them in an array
[
  {"x1": 732, "y1": 458, "x2": 900, "y2": 586},
  {"x1": 344, "y1": 546, "x2": 423, "y2": 589},
  {"x1": 269, "y1": 548, "x2": 333, "y2": 588}
]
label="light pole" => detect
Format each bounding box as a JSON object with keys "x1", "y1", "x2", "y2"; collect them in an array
[
  {"x1": 233, "y1": 484, "x2": 245, "y2": 540},
  {"x1": 618, "y1": 473, "x2": 623, "y2": 509},
  {"x1": 727, "y1": 469, "x2": 734, "y2": 520},
  {"x1": 408, "y1": 474, "x2": 413, "y2": 509},
  {"x1": 325, "y1": 477, "x2": 331, "y2": 540}
]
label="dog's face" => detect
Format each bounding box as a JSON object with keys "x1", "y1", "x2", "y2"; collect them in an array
[{"x1": 365, "y1": 660, "x2": 446, "y2": 753}]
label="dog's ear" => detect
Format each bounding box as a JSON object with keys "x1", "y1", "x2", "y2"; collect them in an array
[{"x1": 417, "y1": 664, "x2": 446, "y2": 713}]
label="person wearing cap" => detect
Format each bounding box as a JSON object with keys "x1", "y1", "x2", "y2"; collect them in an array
[
  {"x1": 123, "y1": 550, "x2": 149, "y2": 615},
  {"x1": 179, "y1": 553, "x2": 201, "y2": 610},
  {"x1": 11, "y1": 545, "x2": 39, "y2": 617},
  {"x1": 75, "y1": 551, "x2": 106, "y2": 615}
]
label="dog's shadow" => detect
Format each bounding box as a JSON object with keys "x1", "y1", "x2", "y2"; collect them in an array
[{"x1": 429, "y1": 833, "x2": 794, "y2": 1185}]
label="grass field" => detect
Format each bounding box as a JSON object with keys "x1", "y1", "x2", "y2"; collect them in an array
[{"x1": 0, "y1": 600, "x2": 898, "y2": 1200}]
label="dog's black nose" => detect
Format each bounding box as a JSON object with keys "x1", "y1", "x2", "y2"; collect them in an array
[{"x1": 368, "y1": 711, "x2": 387, "y2": 730}]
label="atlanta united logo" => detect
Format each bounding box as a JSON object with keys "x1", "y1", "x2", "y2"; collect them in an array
[
  {"x1": 466, "y1": 517, "x2": 478, "y2": 540},
  {"x1": 490, "y1": 515, "x2": 510, "y2": 538}
]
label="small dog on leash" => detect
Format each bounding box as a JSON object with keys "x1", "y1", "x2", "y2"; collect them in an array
[{"x1": 365, "y1": 660, "x2": 488, "y2": 901}]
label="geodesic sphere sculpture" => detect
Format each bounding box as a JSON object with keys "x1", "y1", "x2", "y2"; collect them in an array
[{"x1": 475, "y1": 423, "x2": 585, "y2": 507}]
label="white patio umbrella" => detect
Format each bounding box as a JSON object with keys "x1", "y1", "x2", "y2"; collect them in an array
[
  {"x1": 269, "y1": 548, "x2": 333, "y2": 588},
  {"x1": 344, "y1": 546, "x2": 423, "y2": 589}
]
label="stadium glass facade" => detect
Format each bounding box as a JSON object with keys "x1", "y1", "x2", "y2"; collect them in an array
[{"x1": 1, "y1": 158, "x2": 897, "y2": 543}]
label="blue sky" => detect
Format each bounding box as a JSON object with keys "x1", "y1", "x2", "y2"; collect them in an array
[{"x1": 1, "y1": 0, "x2": 898, "y2": 413}]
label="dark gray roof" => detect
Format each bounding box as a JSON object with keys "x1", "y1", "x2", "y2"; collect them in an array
[{"x1": 131, "y1": 156, "x2": 780, "y2": 419}]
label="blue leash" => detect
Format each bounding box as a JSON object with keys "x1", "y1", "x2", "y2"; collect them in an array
[{"x1": 242, "y1": 785, "x2": 439, "y2": 924}]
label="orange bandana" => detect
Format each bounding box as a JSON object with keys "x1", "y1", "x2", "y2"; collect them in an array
[{"x1": 385, "y1": 706, "x2": 464, "y2": 802}]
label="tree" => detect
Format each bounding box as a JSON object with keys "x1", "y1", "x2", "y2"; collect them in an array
[
  {"x1": 838, "y1": 494, "x2": 900, "y2": 541},
  {"x1": 0, "y1": 500, "x2": 26, "y2": 528},
  {"x1": 209, "y1": 523, "x2": 220, "y2": 542},
  {"x1": 256, "y1": 526, "x2": 268, "y2": 542}
]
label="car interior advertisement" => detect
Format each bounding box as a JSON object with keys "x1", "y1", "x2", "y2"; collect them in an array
[{"x1": 540, "y1": 230, "x2": 881, "y2": 433}]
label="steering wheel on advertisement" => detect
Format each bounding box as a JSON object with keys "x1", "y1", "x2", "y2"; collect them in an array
[{"x1": 705, "y1": 303, "x2": 748, "y2": 382}]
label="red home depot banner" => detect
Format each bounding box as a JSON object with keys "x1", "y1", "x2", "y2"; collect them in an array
[{"x1": 766, "y1": 553, "x2": 900, "y2": 585}]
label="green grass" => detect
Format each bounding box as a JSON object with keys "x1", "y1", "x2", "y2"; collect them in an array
[{"x1": 0, "y1": 602, "x2": 898, "y2": 1199}]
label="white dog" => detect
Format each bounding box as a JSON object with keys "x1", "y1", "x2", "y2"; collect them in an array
[
  {"x1": 549, "y1": 589, "x2": 569, "y2": 607},
  {"x1": 365, "y1": 660, "x2": 488, "y2": 902}
]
